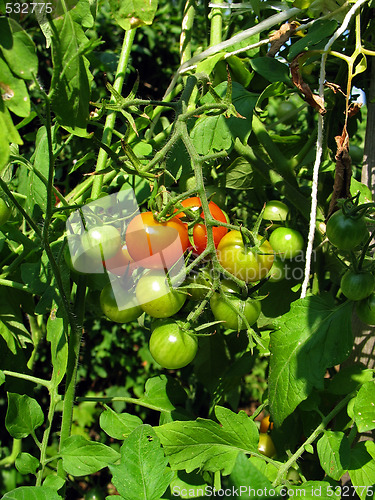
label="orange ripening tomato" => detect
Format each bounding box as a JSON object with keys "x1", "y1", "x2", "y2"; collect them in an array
[
  {"x1": 260, "y1": 415, "x2": 274, "y2": 433},
  {"x1": 175, "y1": 197, "x2": 228, "y2": 254},
  {"x1": 125, "y1": 212, "x2": 189, "y2": 269},
  {"x1": 103, "y1": 243, "x2": 136, "y2": 276}
]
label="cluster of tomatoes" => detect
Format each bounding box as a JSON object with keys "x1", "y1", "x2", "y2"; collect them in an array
[
  {"x1": 64, "y1": 193, "x2": 308, "y2": 369},
  {"x1": 326, "y1": 207, "x2": 375, "y2": 325}
]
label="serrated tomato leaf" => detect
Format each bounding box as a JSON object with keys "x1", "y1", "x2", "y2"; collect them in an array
[{"x1": 269, "y1": 295, "x2": 353, "y2": 426}]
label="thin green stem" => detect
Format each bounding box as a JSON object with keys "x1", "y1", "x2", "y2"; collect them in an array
[
  {"x1": 2, "y1": 370, "x2": 51, "y2": 389},
  {"x1": 272, "y1": 392, "x2": 355, "y2": 486},
  {"x1": 0, "y1": 439, "x2": 22, "y2": 467},
  {"x1": 92, "y1": 29, "x2": 137, "y2": 199},
  {"x1": 36, "y1": 388, "x2": 59, "y2": 486},
  {"x1": 0, "y1": 278, "x2": 33, "y2": 294},
  {"x1": 57, "y1": 276, "x2": 86, "y2": 480}
]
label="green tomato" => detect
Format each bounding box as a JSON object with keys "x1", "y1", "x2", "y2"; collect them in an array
[
  {"x1": 100, "y1": 282, "x2": 143, "y2": 323},
  {"x1": 210, "y1": 279, "x2": 261, "y2": 331},
  {"x1": 149, "y1": 319, "x2": 198, "y2": 369},
  {"x1": 0, "y1": 198, "x2": 11, "y2": 225},
  {"x1": 262, "y1": 200, "x2": 289, "y2": 222},
  {"x1": 269, "y1": 227, "x2": 304, "y2": 259},
  {"x1": 326, "y1": 210, "x2": 368, "y2": 251},
  {"x1": 267, "y1": 258, "x2": 287, "y2": 282},
  {"x1": 85, "y1": 488, "x2": 105, "y2": 500},
  {"x1": 217, "y1": 231, "x2": 274, "y2": 283},
  {"x1": 356, "y1": 293, "x2": 375, "y2": 326},
  {"x1": 135, "y1": 270, "x2": 186, "y2": 318},
  {"x1": 258, "y1": 433, "x2": 276, "y2": 458},
  {"x1": 81, "y1": 225, "x2": 122, "y2": 261},
  {"x1": 340, "y1": 270, "x2": 375, "y2": 301}
]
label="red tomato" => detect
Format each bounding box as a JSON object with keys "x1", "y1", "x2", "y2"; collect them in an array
[
  {"x1": 175, "y1": 197, "x2": 228, "y2": 254},
  {"x1": 103, "y1": 243, "x2": 136, "y2": 276},
  {"x1": 125, "y1": 212, "x2": 189, "y2": 269}
]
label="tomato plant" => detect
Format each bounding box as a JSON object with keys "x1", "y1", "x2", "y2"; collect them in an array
[
  {"x1": 210, "y1": 279, "x2": 261, "y2": 331},
  {"x1": 269, "y1": 227, "x2": 304, "y2": 259},
  {"x1": 340, "y1": 270, "x2": 375, "y2": 301},
  {"x1": 149, "y1": 320, "x2": 198, "y2": 369},
  {"x1": 175, "y1": 197, "x2": 228, "y2": 254},
  {"x1": 135, "y1": 270, "x2": 186, "y2": 318},
  {"x1": 217, "y1": 231, "x2": 274, "y2": 282},
  {"x1": 262, "y1": 201, "x2": 289, "y2": 222},
  {"x1": 326, "y1": 210, "x2": 368, "y2": 251},
  {"x1": 2, "y1": 1, "x2": 375, "y2": 498},
  {"x1": 258, "y1": 433, "x2": 276, "y2": 458},
  {"x1": 125, "y1": 212, "x2": 189, "y2": 269},
  {"x1": 100, "y1": 282, "x2": 143, "y2": 323}
]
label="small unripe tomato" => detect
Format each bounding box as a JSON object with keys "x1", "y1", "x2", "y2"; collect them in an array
[{"x1": 258, "y1": 433, "x2": 276, "y2": 458}]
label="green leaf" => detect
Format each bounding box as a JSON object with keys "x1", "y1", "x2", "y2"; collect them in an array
[
  {"x1": 0, "y1": 100, "x2": 22, "y2": 172},
  {"x1": 0, "y1": 18, "x2": 38, "y2": 80},
  {"x1": 249, "y1": 58, "x2": 290, "y2": 83},
  {"x1": 46, "y1": 315, "x2": 68, "y2": 386},
  {"x1": 169, "y1": 471, "x2": 207, "y2": 499},
  {"x1": 227, "y1": 56, "x2": 253, "y2": 88},
  {"x1": 256, "y1": 82, "x2": 286, "y2": 111},
  {"x1": 228, "y1": 452, "x2": 282, "y2": 499},
  {"x1": 100, "y1": 407, "x2": 143, "y2": 440},
  {"x1": 190, "y1": 82, "x2": 258, "y2": 155},
  {"x1": 269, "y1": 295, "x2": 353, "y2": 426},
  {"x1": 15, "y1": 452, "x2": 40, "y2": 475},
  {"x1": 351, "y1": 177, "x2": 372, "y2": 204},
  {"x1": 42, "y1": 475, "x2": 65, "y2": 490},
  {"x1": 0, "y1": 370, "x2": 5, "y2": 386},
  {"x1": 137, "y1": 375, "x2": 187, "y2": 412},
  {"x1": 51, "y1": 15, "x2": 94, "y2": 136},
  {"x1": 2, "y1": 486, "x2": 63, "y2": 499},
  {"x1": 352, "y1": 380, "x2": 375, "y2": 433},
  {"x1": 6, "y1": 393, "x2": 44, "y2": 439},
  {"x1": 288, "y1": 20, "x2": 338, "y2": 60},
  {"x1": 155, "y1": 406, "x2": 259, "y2": 475},
  {"x1": 108, "y1": 0, "x2": 158, "y2": 30},
  {"x1": 109, "y1": 425, "x2": 173, "y2": 500},
  {"x1": 316, "y1": 431, "x2": 350, "y2": 480},
  {"x1": 0, "y1": 57, "x2": 30, "y2": 117},
  {"x1": 353, "y1": 54, "x2": 367, "y2": 78},
  {"x1": 327, "y1": 365, "x2": 374, "y2": 395},
  {"x1": 348, "y1": 442, "x2": 375, "y2": 500},
  {"x1": 225, "y1": 157, "x2": 253, "y2": 189},
  {"x1": 60, "y1": 435, "x2": 120, "y2": 476},
  {"x1": 196, "y1": 52, "x2": 225, "y2": 77},
  {"x1": 26, "y1": 127, "x2": 49, "y2": 217}
]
